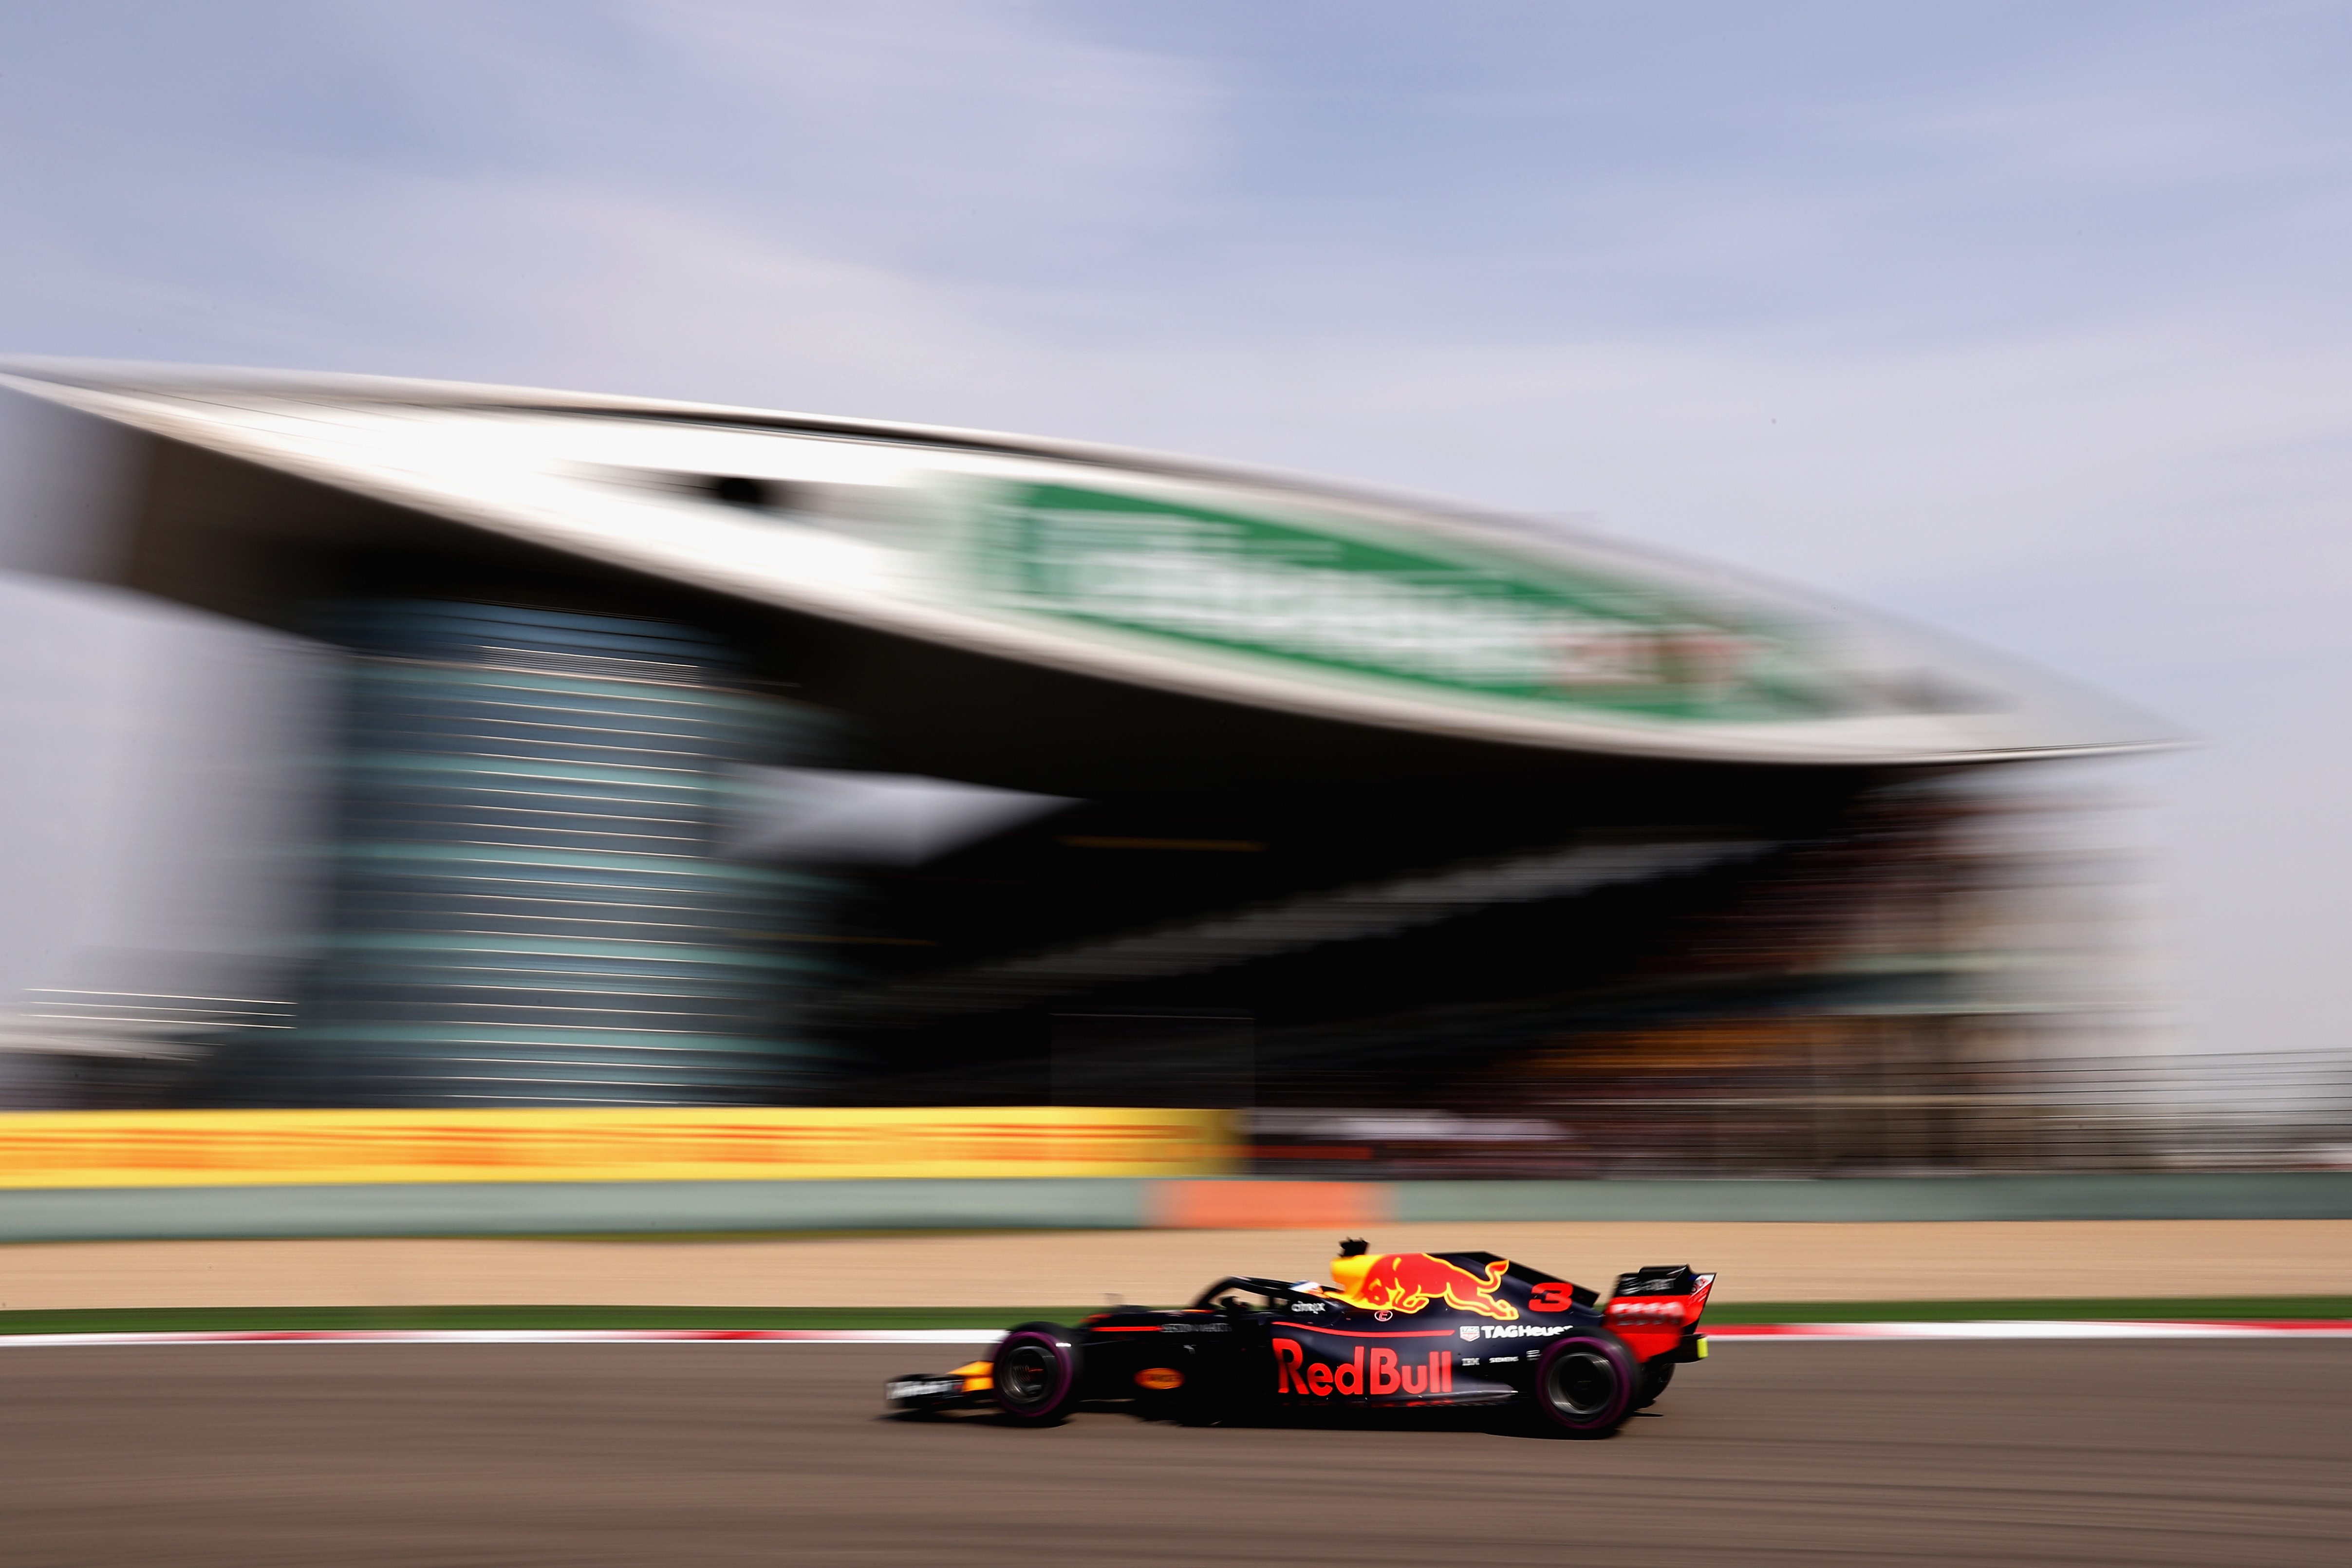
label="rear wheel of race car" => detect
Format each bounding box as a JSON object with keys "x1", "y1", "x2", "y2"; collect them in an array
[
  {"x1": 992, "y1": 1323, "x2": 1086, "y2": 1425},
  {"x1": 1634, "y1": 1359, "x2": 1674, "y2": 1409},
  {"x1": 1530, "y1": 1330, "x2": 1639, "y2": 1438}
]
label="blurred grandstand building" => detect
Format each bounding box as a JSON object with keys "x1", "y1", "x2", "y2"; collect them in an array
[{"x1": 0, "y1": 360, "x2": 2195, "y2": 1169}]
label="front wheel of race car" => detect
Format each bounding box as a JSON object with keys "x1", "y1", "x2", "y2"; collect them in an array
[
  {"x1": 1530, "y1": 1330, "x2": 1640, "y2": 1438},
  {"x1": 991, "y1": 1323, "x2": 1086, "y2": 1425}
]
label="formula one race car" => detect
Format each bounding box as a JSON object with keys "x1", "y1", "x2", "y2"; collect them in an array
[{"x1": 886, "y1": 1240, "x2": 1714, "y2": 1437}]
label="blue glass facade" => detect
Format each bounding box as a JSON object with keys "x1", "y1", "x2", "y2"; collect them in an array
[{"x1": 290, "y1": 601, "x2": 830, "y2": 1105}]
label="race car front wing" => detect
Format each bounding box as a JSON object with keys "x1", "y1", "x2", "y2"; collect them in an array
[{"x1": 887, "y1": 1359, "x2": 994, "y2": 1415}]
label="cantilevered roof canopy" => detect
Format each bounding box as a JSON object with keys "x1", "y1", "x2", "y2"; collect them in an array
[{"x1": 0, "y1": 358, "x2": 2168, "y2": 768}]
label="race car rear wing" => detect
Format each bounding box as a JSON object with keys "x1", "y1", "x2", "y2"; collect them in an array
[{"x1": 1602, "y1": 1265, "x2": 1716, "y2": 1361}]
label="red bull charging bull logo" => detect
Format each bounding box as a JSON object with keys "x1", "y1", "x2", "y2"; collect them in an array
[{"x1": 1332, "y1": 1252, "x2": 1519, "y2": 1321}]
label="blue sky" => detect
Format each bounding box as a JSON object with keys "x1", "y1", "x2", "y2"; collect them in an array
[{"x1": 2, "y1": 1, "x2": 2349, "y2": 1056}]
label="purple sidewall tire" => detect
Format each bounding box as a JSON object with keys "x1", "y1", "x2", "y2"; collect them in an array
[
  {"x1": 992, "y1": 1324, "x2": 1084, "y2": 1425},
  {"x1": 1530, "y1": 1330, "x2": 1639, "y2": 1438}
]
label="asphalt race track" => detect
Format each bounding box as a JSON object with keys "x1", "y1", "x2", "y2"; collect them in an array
[{"x1": 3, "y1": 1341, "x2": 2347, "y2": 1566}]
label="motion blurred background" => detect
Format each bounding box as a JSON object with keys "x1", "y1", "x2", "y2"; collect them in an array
[{"x1": 1, "y1": 1, "x2": 2349, "y2": 1178}]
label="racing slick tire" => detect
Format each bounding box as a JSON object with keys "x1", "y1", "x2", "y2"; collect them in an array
[
  {"x1": 1530, "y1": 1330, "x2": 1640, "y2": 1438},
  {"x1": 991, "y1": 1323, "x2": 1086, "y2": 1425},
  {"x1": 1634, "y1": 1359, "x2": 1674, "y2": 1409}
]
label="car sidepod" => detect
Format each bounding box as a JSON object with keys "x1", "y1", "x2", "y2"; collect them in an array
[
  {"x1": 1272, "y1": 1253, "x2": 1607, "y2": 1410},
  {"x1": 1076, "y1": 1307, "x2": 1263, "y2": 1419}
]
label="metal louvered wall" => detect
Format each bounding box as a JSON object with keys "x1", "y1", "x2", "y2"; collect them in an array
[{"x1": 282, "y1": 601, "x2": 831, "y2": 1106}]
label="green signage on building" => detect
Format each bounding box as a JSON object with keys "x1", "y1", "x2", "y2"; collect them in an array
[{"x1": 974, "y1": 482, "x2": 1832, "y2": 722}]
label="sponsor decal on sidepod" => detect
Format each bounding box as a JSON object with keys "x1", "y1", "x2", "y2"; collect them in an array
[
  {"x1": 1456, "y1": 1322, "x2": 1569, "y2": 1343},
  {"x1": 1273, "y1": 1339, "x2": 1456, "y2": 1397}
]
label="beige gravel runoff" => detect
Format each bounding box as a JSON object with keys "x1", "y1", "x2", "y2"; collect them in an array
[{"x1": 2, "y1": 1220, "x2": 2349, "y2": 1310}]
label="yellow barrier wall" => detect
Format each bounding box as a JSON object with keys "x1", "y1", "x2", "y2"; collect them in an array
[{"x1": 0, "y1": 1107, "x2": 1238, "y2": 1188}]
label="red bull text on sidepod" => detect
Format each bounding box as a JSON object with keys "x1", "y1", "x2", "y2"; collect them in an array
[{"x1": 1272, "y1": 1340, "x2": 1455, "y2": 1397}]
